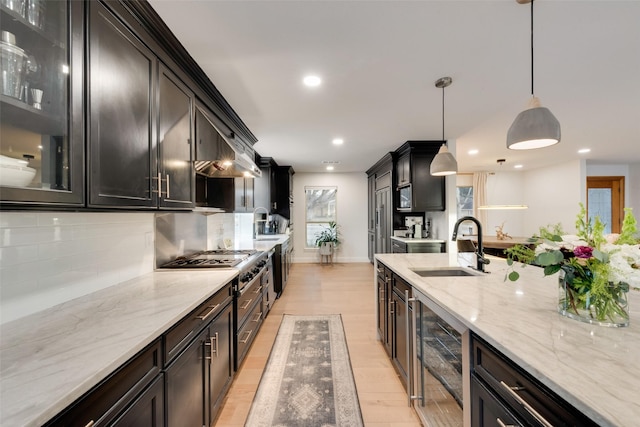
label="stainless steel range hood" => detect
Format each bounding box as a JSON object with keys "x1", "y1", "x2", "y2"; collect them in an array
[{"x1": 195, "y1": 106, "x2": 261, "y2": 179}]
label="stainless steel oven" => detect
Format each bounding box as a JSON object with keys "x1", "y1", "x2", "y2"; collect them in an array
[{"x1": 409, "y1": 288, "x2": 470, "y2": 427}]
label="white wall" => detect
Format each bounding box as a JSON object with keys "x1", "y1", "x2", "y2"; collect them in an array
[
  {"x1": 0, "y1": 212, "x2": 155, "y2": 324},
  {"x1": 292, "y1": 172, "x2": 369, "y2": 263},
  {"x1": 522, "y1": 160, "x2": 583, "y2": 235},
  {"x1": 484, "y1": 172, "x2": 527, "y2": 237},
  {"x1": 629, "y1": 163, "x2": 640, "y2": 216}
]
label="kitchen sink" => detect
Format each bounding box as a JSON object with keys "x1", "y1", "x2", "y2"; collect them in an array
[{"x1": 410, "y1": 267, "x2": 480, "y2": 277}]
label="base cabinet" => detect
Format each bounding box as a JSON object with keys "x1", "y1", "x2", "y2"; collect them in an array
[
  {"x1": 391, "y1": 277, "x2": 411, "y2": 387},
  {"x1": 165, "y1": 288, "x2": 234, "y2": 427},
  {"x1": 112, "y1": 375, "x2": 164, "y2": 427},
  {"x1": 375, "y1": 262, "x2": 393, "y2": 357},
  {"x1": 471, "y1": 375, "x2": 523, "y2": 427},
  {"x1": 471, "y1": 333, "x2": 599, "y2": 427},
  {"x1": 44, "y1": 339, "x2": 163, "y2": 427}
]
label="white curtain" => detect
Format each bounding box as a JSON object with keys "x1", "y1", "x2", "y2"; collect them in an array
[{"x1": 473, "y1": 172, "x2": 488, "y2": 235}]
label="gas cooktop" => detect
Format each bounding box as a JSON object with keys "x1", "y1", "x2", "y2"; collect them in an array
[{"x1": 161, "y1": 249, "x2": 258, "y2": 268}]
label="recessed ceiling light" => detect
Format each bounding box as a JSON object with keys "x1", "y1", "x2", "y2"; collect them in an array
[
  {"x1": 578, "y1": 148, "x2": 591, "y2": 154},
  {"x1": 303, "y1": 75, "x2": 322, "y2": 87},
  {"x1": 332, "y1": 138, "x2": 344, "y2": 145},
  {"x1": 514, "y1": 164, "x2": 523, "y2": 169},
  {"x1": 326, "y1": 166, "x2": 334, "y2": 171},
  {"x1": 468, "y1": 149, "x2": 479, "y2": 155}
]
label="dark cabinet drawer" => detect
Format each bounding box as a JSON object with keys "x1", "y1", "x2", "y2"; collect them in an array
[
  {"x1": 393, "y1": 275, "x2": 412, "y2": 300},
  {"x1": 391, "y1": 240, "x2": 407, "y2": 253},
  {"x1": 164, "y1": 283, "x2": 232, "y2": 365},
  {"x1": 45, "y1": 339, "x2": 162, "y2": 427},
  {"x1": 237, "y1": 275, "x2": 262, "y2": 326},
  {"x1": 471, "y1": 375, "x2": 524, "y2": 427},
  {"x1": 236, "y1": 296, "x2": 263, "y2": 368},
  {"x1": 472, "y1": 334, "x2": 598, "y2": 427}
]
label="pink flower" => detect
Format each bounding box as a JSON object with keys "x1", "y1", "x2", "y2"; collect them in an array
[{"x1": 573, "y1": 246, "x2": 593, "y2": 259}]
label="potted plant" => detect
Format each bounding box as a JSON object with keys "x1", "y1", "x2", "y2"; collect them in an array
[{"x1": 315, "y1": 221, "x2": 341, "y2": 256}]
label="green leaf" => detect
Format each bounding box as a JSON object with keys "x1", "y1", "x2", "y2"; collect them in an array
[
  {"x1": 592, "y1": 249, "x2": 608, "y2": 263},
  {"x1": 543, "y1": 264, "x2": 562, "y2": 276},
  {"x1": 508, "y1": 271, "x2": 520, "y2": 281},
  {"x1": 506, "y1": 258, "x2": 514, "y2": 266},
  {"x1": 550, "y1": 234, "x2": 564, "y2": 242},
  {"x1": 536, "y1": 250, "x2": 564, "y2": 266}
]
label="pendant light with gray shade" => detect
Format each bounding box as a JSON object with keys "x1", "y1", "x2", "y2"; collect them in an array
[
  {"x1": 507, "y1": 0, "x2": 561, "y2": 150},
  {"x1": 430, "y1": 76, "x2": 458, "y2": 176}
]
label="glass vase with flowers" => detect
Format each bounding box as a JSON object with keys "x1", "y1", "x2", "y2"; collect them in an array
[{"x1": 505, "y1": 204, "x2": 639, "y2": 327}]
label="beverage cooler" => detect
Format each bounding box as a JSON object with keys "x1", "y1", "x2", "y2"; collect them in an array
[{"x1": 409, "y1": 288, "x2": 471, "y2": 427}]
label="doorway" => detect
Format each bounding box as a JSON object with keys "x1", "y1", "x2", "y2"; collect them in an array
[{"x1": 586, "y1": 176, "x2": 625, "y2": 234}]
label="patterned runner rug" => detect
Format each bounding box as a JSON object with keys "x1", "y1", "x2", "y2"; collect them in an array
[{"x1": 245, "y1": 314, "x2": 364, "y2": 427}]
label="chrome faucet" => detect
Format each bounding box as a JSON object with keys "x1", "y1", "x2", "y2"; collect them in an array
[
  {"x1": 452, "y1": 216, "x2": 490, "y2": 273},
  {"x1": 253, "y1": 206, "x2": 269, "y2": 239}
]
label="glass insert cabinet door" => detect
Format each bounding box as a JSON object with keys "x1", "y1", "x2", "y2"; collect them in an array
[{"x1": 0, "y1": 0, "x2": 83, "y2": 205}]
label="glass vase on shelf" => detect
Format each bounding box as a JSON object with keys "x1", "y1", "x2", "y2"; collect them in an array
[{"x1": 558, "y1": 269, "x2": 629, "y2": 328}]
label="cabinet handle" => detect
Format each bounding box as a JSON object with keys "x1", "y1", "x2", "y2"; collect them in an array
[
  {"x1": 499, "y1": 381, "x2": 553, "y2": 427},
  {"x1": 405, "y1": 290, "x2": 412, "y2": 406},
  {"x1": 196, "y1": 304, "x2": 220, "y2": 321},
  {"x1": 379, "y1": 288, "x2": 384, "y2": 302},
  {"x1": 253, "y1": 285, "x2": 262, "y2": 294},
  {"x1": 239, "y1": 329, "x2": 253, "y2": 344},
  {"x1": 165, "y1": 174, "x2": 170, "y2": 198},
  {"x1": 240, "y1": 299, "x2": 253, "y2": 310},
  {"x1": 211, "y1": 332, "x2": 219, "y2": 358},
  {"x1": 389, "y1": 300, "x2": 395, "y2": 315},
  {"x1": 496, "y1": 418, "x2": 517, "y2": 427},
  {"x1": 84, "y1": 422, "x2": 95, "y2": 427},
  {"x1": 252, "y1": 312, "x2": 262, "y2": 322}
]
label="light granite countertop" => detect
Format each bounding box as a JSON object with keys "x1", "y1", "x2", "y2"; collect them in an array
[
  {"x1": 376, "y1": 252, "x2": 640, "y2": 427},
  {"x1": 0, "y1": 269, "x2": 238, "y2": 427}
]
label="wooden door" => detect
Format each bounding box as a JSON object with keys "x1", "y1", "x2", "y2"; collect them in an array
[{"x1": 586, "y1": 176, "x2": 624, "y2": 233}]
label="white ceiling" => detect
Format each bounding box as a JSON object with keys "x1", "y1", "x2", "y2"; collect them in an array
[{"x1": 147, "y1": 0, "x2": 640, "y2": 174}]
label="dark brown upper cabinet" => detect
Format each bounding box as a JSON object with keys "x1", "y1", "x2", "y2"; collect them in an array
[
  {"x1": 157, "y1": 64, "x2": 195, "y2": 209},
  {"x1": 87, "y1": 1, "x2": 194, "y2": 209},
  {"x1": 394, "y1": 141, "x2": 445, "y2": 212},
  {"x1": 0, "y1": 0, "x2": 84, "y2": 207}
]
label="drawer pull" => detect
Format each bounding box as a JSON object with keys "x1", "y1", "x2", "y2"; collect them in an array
[
  {"x1": 84, "y1": 422, "x2": 95, "y2": 427},
  {"x1": 496, "y1": 418, "x2": 517, "y2": 427},
  {"x1": 252, "y1": 312, "x2": 262, "y2": 322},
  {"x1": 500, "y1": 381, "x2": 553, "y2": 427},
  {"x1": 196, "y1": 303, "x2": 220, "y2": 321},
  {"x1": 212, "y1": 332, "x2": 219, "y2": 358},
  {"x1": 240, "y1": 329, "x2": 253, "y2": 344},
  {"x1": 240, "y1": 299, "x2": 253, "y2": 310},
  {"x1": 253, "y1": 285, "x2": 262, "y2": 294}
]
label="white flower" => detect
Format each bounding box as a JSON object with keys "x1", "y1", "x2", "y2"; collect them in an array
[
  {"x1": 534, "y1": 235, "x2": 588, "y2": 255},
  {"x1": 603, "y1": 243, "x2": 640, "y2": 288},
  {"x1": 605, "y1": 233, "x2": 621, "y2": 244}
]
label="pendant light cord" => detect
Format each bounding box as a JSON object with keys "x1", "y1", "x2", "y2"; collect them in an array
[
  {"x1": 441, "y1": 84, "x2": 445, "y2": 140},
  {"x1": 530, "y1": 0, "x2": 534, "y2": 97}
]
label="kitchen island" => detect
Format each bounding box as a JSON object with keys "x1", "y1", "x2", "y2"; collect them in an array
[{"x1": 376, "y1": 252, "x2": 640, "y2": 427}]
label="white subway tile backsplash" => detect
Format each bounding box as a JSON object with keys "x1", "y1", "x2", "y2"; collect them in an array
[{"x1": 0, "y1": 211, "x2": 155, "y2": 324}]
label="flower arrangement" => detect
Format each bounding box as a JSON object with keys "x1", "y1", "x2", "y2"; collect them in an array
[{"x1": 505, "y1": 204, "x2": 640, "y2": 326}]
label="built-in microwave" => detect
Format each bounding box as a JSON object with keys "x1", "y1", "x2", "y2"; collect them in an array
[{"x1": 398, "y1": 184, "x2": 412, "y2": 210}]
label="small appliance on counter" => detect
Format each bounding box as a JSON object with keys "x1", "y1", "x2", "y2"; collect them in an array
[{"x1": 404, "y1": 216, "x2": 423, "y2": 238}]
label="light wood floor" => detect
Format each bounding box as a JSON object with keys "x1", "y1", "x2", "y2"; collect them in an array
[{"x1": 215, "y1": 262, "x2": 422, "y2": 427}]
